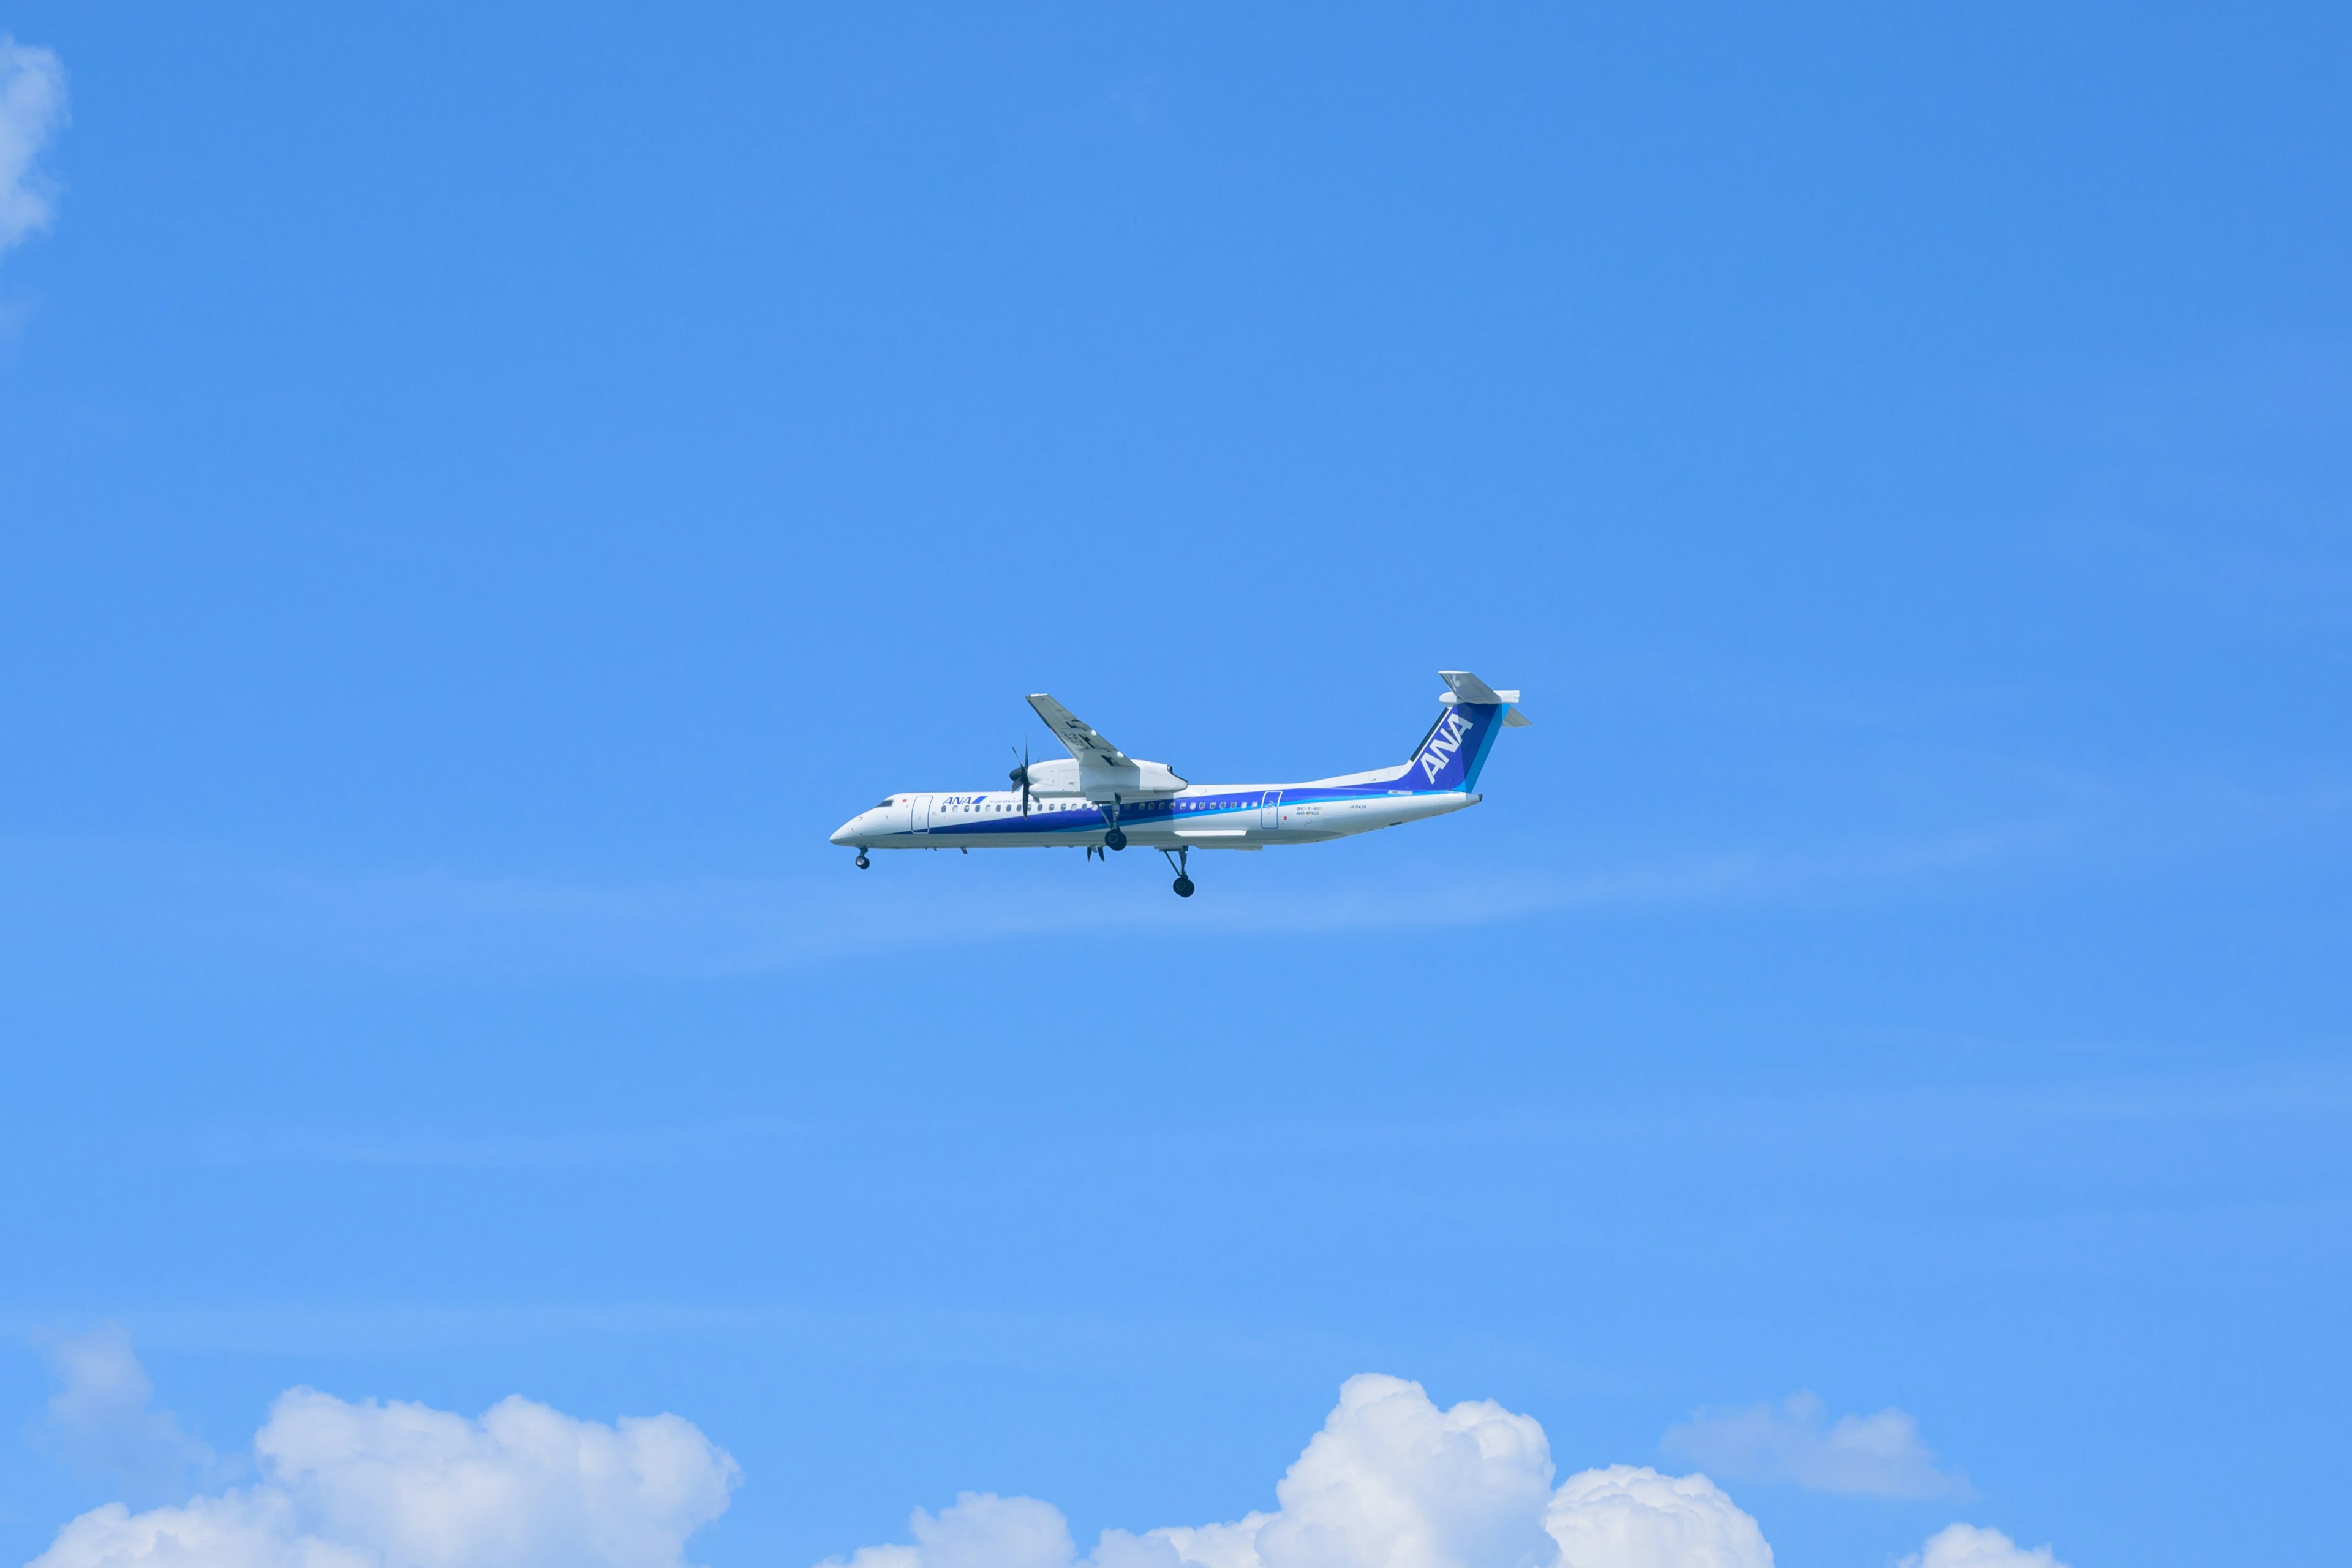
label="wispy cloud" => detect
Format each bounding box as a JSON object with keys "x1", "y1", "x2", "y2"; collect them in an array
[
  {"x1": 199, "y1": 1115, "x2": 810, "y2": 1169},
  {"x1": 0, "y1": 36, "x2": 67, "y2": 258},
  {"x1": 1659, "y1": 1390, "x2": 1967, "y2": 1498},
  {"x1": 0, "y1": 824, "x2": 2034, "y2": 986},
  {"x1": 38, "y1": 1326, "x2": 216, "y2": 1503},
  {"x1": 2056, "y1": 348, "x2": 2352, "y2": 634}
]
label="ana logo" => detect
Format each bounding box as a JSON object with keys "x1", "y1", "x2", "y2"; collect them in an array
[{"x1": 1419, "y1": 709, "x2": 1474, "y2": 782}]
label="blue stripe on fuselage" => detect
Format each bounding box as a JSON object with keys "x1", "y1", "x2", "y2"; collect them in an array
[{"x1": 919, "y1": 782, "x2": 1459, "y2": 839}]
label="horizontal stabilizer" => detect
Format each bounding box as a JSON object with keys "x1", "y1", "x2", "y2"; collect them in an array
[
  {"x1": 1438, "y1": 669, "x2": 1530, "y2": 726},
  {"x1": 1438, "y1": 670, "x2": 1505, "y2": 704}
]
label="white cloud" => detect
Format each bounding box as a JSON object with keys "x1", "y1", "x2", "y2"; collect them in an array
[
  {"x1": 29, "y1": 1386, "x2": 739, "y2": 1568},
  {"x1": 1900, "y1": 1523, "x2": 2069, "y2": 1568},
  {"x1": 821, "y1": 1374, "x2": 1772, "y2": 1568},
  {"x1": 1147, "y1": 1372, "x2": 1562, "y2": 1568},
  {"x1": 0, "y1": 35, "x2": 67, "y2": 255},
  {"x1": 1659, "y1": 1392, "x2": 1966, "y2": 1498},
  {"x1": 28, "y1": 1365, "x2": 2067, "y2": 1568},
  {"x1": 31, "y1": 1490, "x2": 374, "y2": 1568},
  {"x1": 1545, "y1": 1468, "x2": 1771, "y2": 1568},
  {"x1": 41, "y1": 1325, "x2": 215, "y2": 1499},
  {"x1": 829, "y1": 1494, "x2": 1077, "y2": 1568}
]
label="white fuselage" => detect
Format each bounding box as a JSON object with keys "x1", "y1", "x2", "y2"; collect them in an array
[{"x1": 829, "y1": 776, "x2": 1480, "y2": 853}]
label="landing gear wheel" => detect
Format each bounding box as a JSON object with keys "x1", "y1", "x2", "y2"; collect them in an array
[
  {"x1": 854, "y1": 851, "x2": 870, "y2": 869},
  {"x1": 1173, "y1": 876, "x2": 1194, "y2": 898},
  {"x1": 1104, "y1": 827, "x2": 1128, "y2": 851}
]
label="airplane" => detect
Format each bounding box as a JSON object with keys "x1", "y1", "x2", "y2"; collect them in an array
[{"x1": 829, "y1": 670, "x2": 1529, "y2": 897}]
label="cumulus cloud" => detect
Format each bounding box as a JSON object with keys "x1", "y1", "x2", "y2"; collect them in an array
[
  {"x1": 831, "y1": 1494, "x2": 1078, "y2": 1568},
  {"x1": 1900, "y1": 1523, "x2": 2069, "y2": 1568},
  {"x1": 1544, "y1": 1468, "x2": 1772, "y2": 1568},
  {"x1": 27, "y1": 1365, "x2": 2059, "y2": 1568},
  {"x1": 31, "y1": 1490, "x2": 372, "y2": 1568},
  {"x1": 29, "y1": 1385, "x2": 739, "y2": 1568},
  {"x1": 1658, "y1": 1392, "x2": 1966, "y2": 1498},
  {"x1": 0, "y1": 34, "x2": 67, "y2": 255},
  {"x1": 40, "y1": 1325, "x2": 215, "y2": 1501},
  {"x1": 821, "y1": 1374, "x2": 1772, "y2": 1568}
]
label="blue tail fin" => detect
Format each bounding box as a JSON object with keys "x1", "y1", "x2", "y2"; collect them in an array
[{"x1": 1406, "y1": 672, "x2": 1525, "y2": 791}]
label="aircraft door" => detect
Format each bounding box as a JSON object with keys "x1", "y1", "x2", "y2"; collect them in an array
[
  {"x1": 1261, "y1": 790, "x2": 1281, "y2": 832},
  {"x1": 913, "y1": 796, "x2": 932, "y2": 835}
]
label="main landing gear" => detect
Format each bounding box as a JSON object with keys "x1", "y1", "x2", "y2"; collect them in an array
[
  {"x1": 1099, "y1": 794, "x2": 1128, "y2": 851},
  {"x1": 1159, "y1": 845, "x2": 1194, "y2": 898}
]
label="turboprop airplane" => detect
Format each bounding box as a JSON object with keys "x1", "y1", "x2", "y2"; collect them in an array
[{"x1": 829, "y1": 670, "x2": 1529, "y2": 897}]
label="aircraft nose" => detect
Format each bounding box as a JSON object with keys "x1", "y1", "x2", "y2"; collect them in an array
[{"x1": 829, "y1": 817, "x2": 859, "y2": 846}]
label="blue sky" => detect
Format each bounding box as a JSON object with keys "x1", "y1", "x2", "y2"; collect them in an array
[{"x1": 1, "y1": 5, "x2": 2347, "y2": 1566}]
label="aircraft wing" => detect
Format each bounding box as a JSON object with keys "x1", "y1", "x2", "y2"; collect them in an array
[{"x1": 1027, "y1": 695, "x2": 1132, "y2": 765}]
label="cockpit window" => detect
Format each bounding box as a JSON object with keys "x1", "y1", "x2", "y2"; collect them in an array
[{"x1": 876, "y1": 797, "x2": 896, "y2": 807}]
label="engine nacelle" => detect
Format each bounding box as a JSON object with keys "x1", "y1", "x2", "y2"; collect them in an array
[
  {"x1": 1016, "y1": 757, "x2": 1083, "y2": 796},
  {"x1": 1081, "y1": 756, "x2": 1188, "y2": 797},
  {"x1": 1014, "y1": 755, "x2": 1188, "y2": 798}
]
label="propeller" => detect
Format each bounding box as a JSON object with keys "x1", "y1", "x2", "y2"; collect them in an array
[{"x1": 1008, "y1": 744, "x2": 1032, "y2": 815}]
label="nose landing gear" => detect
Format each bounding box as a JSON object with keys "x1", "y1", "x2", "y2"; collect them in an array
[
  {"x1": 1159, "y1": 845, "x2": 1194, "y2": 898},
  {"x1": 854, "y1": 851, "x2": 870, "y2": 869}
]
